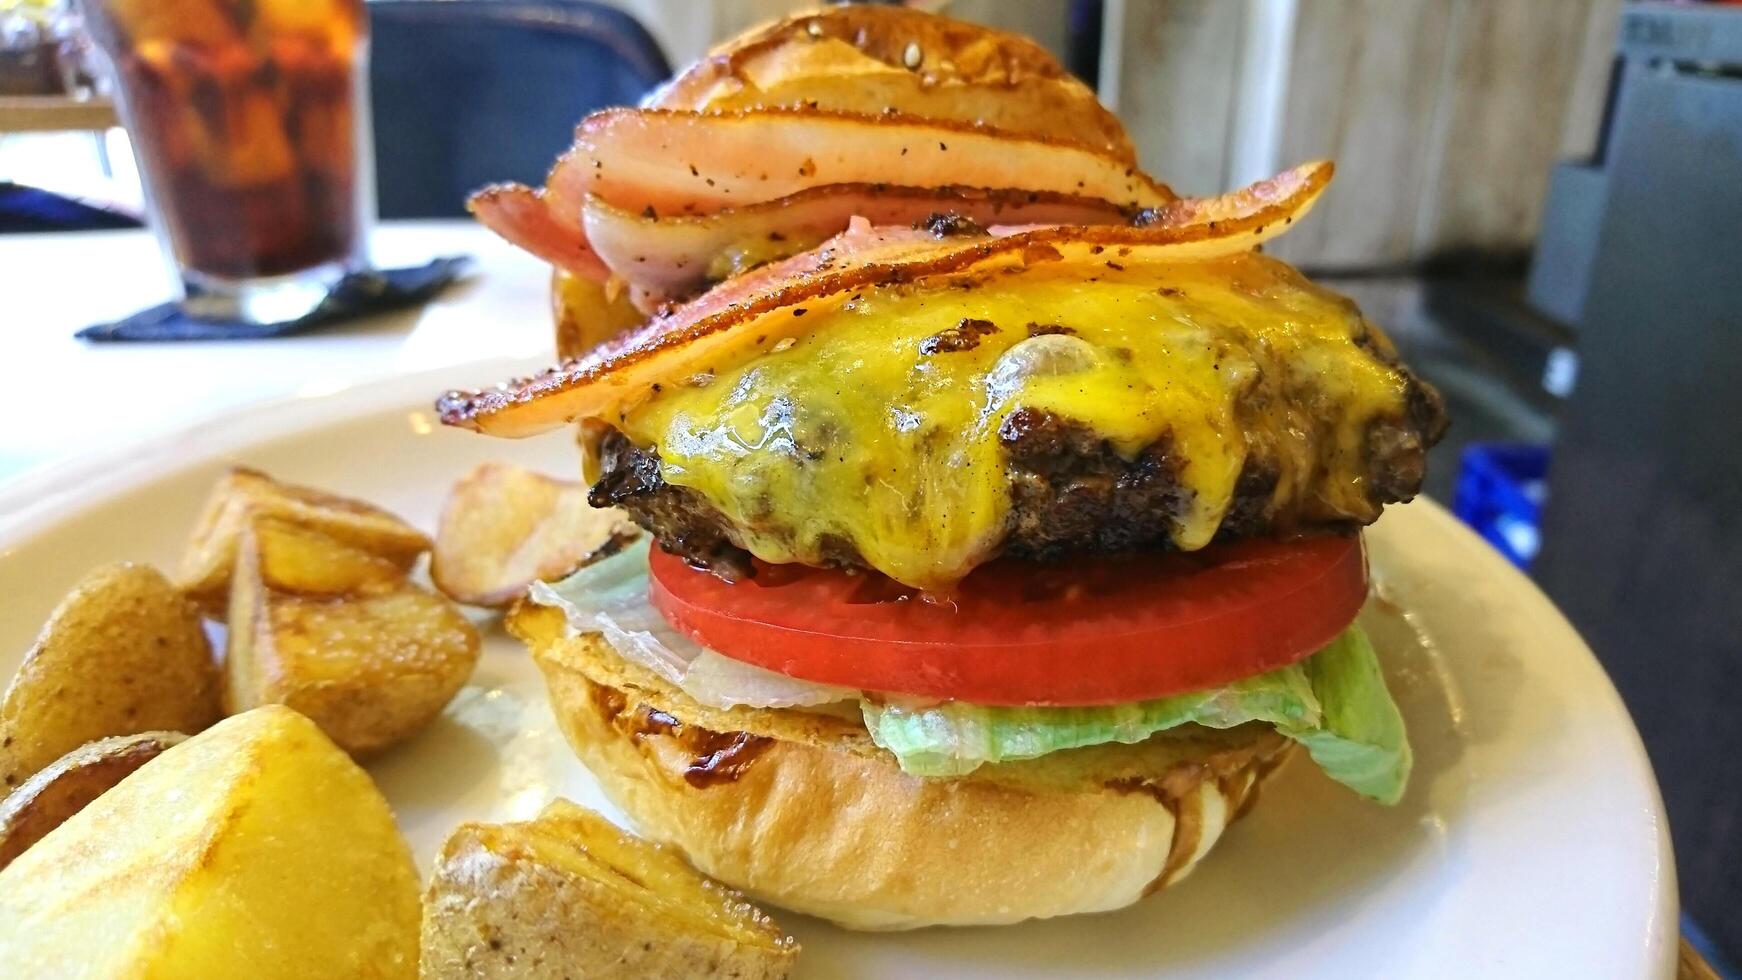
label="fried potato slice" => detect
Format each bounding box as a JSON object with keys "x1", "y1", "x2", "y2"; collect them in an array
[
  {"x1": 421, "y1": 799, "x2": 798, "y2": 979},
  {"x1": 247, "y1": 511, "x2": 409, "y2": 594},
  {"x1": 177, "y1": 466, "x2": 431, "y2": 615},
  {"x1": 0, "y1": 706, "x2": 420, "y2": 979},
  {"x1": 431, "y1": 462, "x2": 640, "y2": 608},
  {"x1": 225, "y1": 518, "x2": 480, "y2": 755},
  {"x1": 0, "y1": 563, "x2": 220, "y2": 790},
  {"x1": 0, "y1": 731, "x2": 185, "y2": 870},
  {"x1": 552, "y1": 268, "x2": 646, "y2": 361}
]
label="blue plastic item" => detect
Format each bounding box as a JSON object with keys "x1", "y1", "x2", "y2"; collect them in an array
[
  {"x1": 369, "y1": 0, "x2": 671, "y2": 219},
  {"x1": 1452, "y1": 443, "x2": 1550, "y2": 569},
  {"x1": 0, "y1": 182, "x2": 142, "y2": 233}
]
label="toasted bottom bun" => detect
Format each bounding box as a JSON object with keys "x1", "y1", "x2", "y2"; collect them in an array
[{"x1": 512, "y1": 603, "x2": 1295, "y2": 930}]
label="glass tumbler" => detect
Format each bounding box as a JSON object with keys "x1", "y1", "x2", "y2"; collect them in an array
[{"x1": 79, "y1": 0, "x2": 374, "y2": 324}]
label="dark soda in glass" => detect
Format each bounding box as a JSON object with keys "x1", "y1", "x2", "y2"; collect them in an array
[{"x1": 81, "y1": 0, "x2": 371, "y2": 316}]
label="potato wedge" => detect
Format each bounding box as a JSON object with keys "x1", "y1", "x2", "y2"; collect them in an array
[
  {"x1": 177, "y1": 466, "x2": 431, "y2": 615},
  {"x1": 0, "y1": 562, "x2": 220, "y2": 790},
  {"x1": 422, "y1": 799, "x2": 798, "y2": 979},
  {"x1": 552, "y1": 267, "x2": 646, "y2": 361},
  {"x1": 432, "y1": 462, "x2": 639, "y2": 607},
  {"x1": 0, "y1": 731, "x2": 185, "y2": 870},
  {"x1": 226, "y1": 518, "x2": 480, "y2": 755},
  {"x1": 245, "y1": 511, "x2": 410, "y2": 595},
  {"x1": 0, "y1": 706, "x2": 420, "y2": 978}
]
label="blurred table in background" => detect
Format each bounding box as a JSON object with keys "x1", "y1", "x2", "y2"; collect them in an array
[
  {"x1": 1681, "y1": 938, "x2": 1720, "y2": 980},
  {"x1": 0, "y1": 95, "x2": 115, "y2": 133},
  {"x1": 0, "y1": 221, "x2": 551, "y2": 484}
]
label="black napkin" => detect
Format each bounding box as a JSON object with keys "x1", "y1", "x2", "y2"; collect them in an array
[{"x1": 76, "y1": 256, "x2": 472, "y2": 342}]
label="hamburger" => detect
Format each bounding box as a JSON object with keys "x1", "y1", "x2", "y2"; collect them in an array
[{"x1": 442, "y1": 6, "x2": 1448, "y2": 930}]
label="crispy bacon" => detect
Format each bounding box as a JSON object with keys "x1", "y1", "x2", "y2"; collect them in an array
[
  {"x1": 467, "y1": 181, "x2": 606, "y2": 280},
  {"x1": 626, "y1": 219, "x2": 938, "y2": 337},
  {"x1": 439, "y1": 162, "x2": 1333, "y2": 439},
  {"x1": 469, "y1": 106, "x2": 1167, "y2": 300},
  {"x1": 561, "y1": 108, "x2": 1173, "y2": 219},
  {"x1": 465, "y1": 6, "x2": 1164, "y2": 299},
  {"x1": 470, "y1": 105, "x2": 1163, "y2": 301},
  {"x1": 583, "y1": 184, "x2": 1133, "y2": 301}
]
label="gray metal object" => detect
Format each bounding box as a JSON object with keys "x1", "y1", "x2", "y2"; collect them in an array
[
  {"x1": 1526, "y1": 162, "x2": 1607, "y2": 329},
  {"x1": 1531, "y1": 2, "x2": 1742, "y2": 966},
  {"x1": 1618, "y1": 1, "x2": 1742, "y2": 63},
  {"x1": 1527, "y1": 2, "x2": 1742, "y2": 333}
]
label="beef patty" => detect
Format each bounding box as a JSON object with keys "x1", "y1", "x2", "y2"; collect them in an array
[{"x1": 588, "y1": 376, "x2": 1447, "y2": 581}]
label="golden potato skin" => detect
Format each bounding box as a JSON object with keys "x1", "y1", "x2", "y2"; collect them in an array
[
  {"x1": 226, "y1": 518, "x2": 481, "y2": 756},
  {"x1": 0, "y1": 706, "x2": 420, "y2": 979},
  {"x1": 431, "y1": 462, "x2": 639, "y2": 608},
  {"x1": 421, "y1": 800, "x2": 797, "y2": 980},
  {"x1": 552, "y1": 269, "x2": 646, "y2": 362},
  {"x1": 243, "y1": 512, "x2": 410, "y2": 594},
  {"x1": 0, "y1": 731, "x2": 185, "y2": 870},
  {"x1": 0, "y1": 562, "x2": 220, "y2": 790},
  {"x1": 178, "y1": 466, "x2": 431, "y2": 615}
]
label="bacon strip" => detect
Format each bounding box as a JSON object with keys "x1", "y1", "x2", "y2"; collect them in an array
[
  {"x1": 439, "y1": 162, "x2": 1332, "y2": 439},
  {"x1": 626, "y1": 219, "x2": 939, "y2": 338},
  {"x1": 467, "y1": 182, "x2": 607, "y2": 280},
  {"x1": 470, "y1": 107, "x2": 1163, "y2": 292},
  {"x1": 1133, "y1": 164, "x2": 1337, "y2": 229},
  {"x1": 582, "y1": 184, "x2": 1133, "y2": 301},
  {"x1": 557, "y1": 108, "x2": 1175, "y2": 219}
]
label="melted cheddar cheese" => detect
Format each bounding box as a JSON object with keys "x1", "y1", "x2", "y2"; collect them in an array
[{"x1": 619, "y1": 253, "x2": 1411, "y2": 590}]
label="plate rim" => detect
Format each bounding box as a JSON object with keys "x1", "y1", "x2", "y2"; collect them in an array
[{"x1": 0, "y1": 358, "x2": 541, "y2": 541}]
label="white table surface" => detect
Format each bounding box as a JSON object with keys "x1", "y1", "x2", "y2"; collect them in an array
[{"x1": 0, "y1": 220, "x2": 553, "y2": 485}]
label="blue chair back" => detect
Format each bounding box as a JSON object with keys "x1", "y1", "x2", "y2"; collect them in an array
[{"x1": 369, "y1": 0, "x2": 670, "y2": 218}]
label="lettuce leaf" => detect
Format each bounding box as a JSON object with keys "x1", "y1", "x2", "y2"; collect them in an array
[
  {"x1": 529, "y1": 538, "x2": 859, "y2": 709},
  {"x1": 536, "y1": 545, "x2": 1411, "y2": 803},
  {"x1": 1283, "y1": 627, "x2": 1413, "y2": 803},
  {"x1": 864, "y1": 626, "x2": 1412, "y2": 803}
]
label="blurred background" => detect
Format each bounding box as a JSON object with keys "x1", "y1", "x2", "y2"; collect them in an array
[{"x1": 1, "y1": 0, "x2": 1737, "y2": 972}]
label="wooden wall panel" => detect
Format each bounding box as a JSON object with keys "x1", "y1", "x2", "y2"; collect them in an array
[
  {"x1": 1101, "y1": 0, "x2": 1245, "y2": 196},
  {"x1": 1268, "y1": 0, "x2": 1453, "y2": 268},
  {"x1": 1560, "y1": 0, "x2": 1624, "y2": 158},
  {"x1": 1413, "y1": 0, "x2": 1604, "y2": 257},
  {"x1": 1109, "y1": 0, "x2": 1623, "y2": 269}
]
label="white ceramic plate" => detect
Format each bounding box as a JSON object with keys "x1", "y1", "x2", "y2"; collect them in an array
[{"x1": 0, "y1": 363, "x2": 1677, "y2": 979}]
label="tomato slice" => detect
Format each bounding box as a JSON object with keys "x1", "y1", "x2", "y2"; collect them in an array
[{"x1": 647, "y1": 535, "x2": 1368, "y2": 706}]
